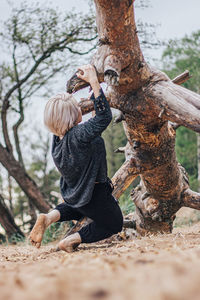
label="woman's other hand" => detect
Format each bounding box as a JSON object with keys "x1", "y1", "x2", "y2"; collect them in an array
[
  {"x1": 76, "y1": 65, "x2": 101, "y2": 98},
  {"x1": 76, "y1": 64, "x2": 97, "y2": 84}
]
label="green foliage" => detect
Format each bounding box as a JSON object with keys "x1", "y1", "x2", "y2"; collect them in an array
[
  {"x1": 102, "y1": 118, "x2": 127, "y2": 178},
  {"x1": 0, "y1": 233, "x2": 6, "y2": 244},
  {"x1": 12, "y1": 188, "x2": 27, "y2": 222},
  {"x1": 8, "y1": 232, "x2": 25, "y2": 244},
  {"x1": 103, "y1": 117, "x2": 138, "y2": 214},
  {"x1": 163, "y1": 31, "x2": 200, "y2": 94},
  {"x1": 175, "y1": 127, "x2": 198, "y2": 191},
  {"x1": 119, "y1": 186, "x2": 135, "y2": 215},
  {"x1": 162, "y1": 30, "x2": 200, "y2": 191},
  {"x1": 42, "y1": 222, "x2": 66, "y2": 244}
]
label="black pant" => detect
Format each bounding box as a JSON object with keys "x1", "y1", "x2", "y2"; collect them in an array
[{"x1": 55, "y1": 182, "x2": 123, "y2": 243}]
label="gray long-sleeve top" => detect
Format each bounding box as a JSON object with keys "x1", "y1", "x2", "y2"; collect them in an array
[{"x1": 51, "y1": 88, "x2": 112, "y2": 208}]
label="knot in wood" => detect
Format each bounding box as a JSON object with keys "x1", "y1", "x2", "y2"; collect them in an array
[
  {"x1": 133, "y1": 140, "x2": 141, "y2": 149},
  {"x1": 98, "y1": 37, "x2": 110, "y2": 46}
]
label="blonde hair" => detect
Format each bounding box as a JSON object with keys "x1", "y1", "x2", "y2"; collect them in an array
[{"x1": 44, "y1": 93, "x2": 80, "y2": 137}]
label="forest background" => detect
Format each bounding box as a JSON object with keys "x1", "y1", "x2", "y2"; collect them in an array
[{"x1": 0, "y1": 0, "x2": 200, "y2": 241}]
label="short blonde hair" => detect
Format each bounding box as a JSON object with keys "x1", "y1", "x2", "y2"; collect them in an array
[{"x1": 44, "y1": 93, "x2": 80, "y2": 137}]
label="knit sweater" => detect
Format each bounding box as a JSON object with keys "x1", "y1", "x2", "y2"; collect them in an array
[{"x1": 51, "y1": 88, "x2": 112, "y2": 208}]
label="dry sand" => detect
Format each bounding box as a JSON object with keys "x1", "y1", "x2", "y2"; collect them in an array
[{"x1": 1, "y1": 208, "x2": 200, "y2": 300}]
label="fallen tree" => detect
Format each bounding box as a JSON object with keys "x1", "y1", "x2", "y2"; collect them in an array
[{"x1": 67, "y1": 0, "x2": 200, "y2": 234}]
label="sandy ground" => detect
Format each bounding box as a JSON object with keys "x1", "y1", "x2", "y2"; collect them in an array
[{"x1": 1, "y1": 208, "x2": 200, "y2": 300}]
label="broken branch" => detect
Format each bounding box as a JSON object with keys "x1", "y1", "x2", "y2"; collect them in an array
[
  {"x1": 172, "y1": 70, "x2": 191, "y2": 85},
  {"x1": 112, "y1": 159, "x2": 139, "y2": 199},
  {"x1": 182, "y1": 188, "x2": 200, "y2": 210}
]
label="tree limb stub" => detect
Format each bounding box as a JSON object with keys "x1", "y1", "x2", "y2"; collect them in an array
[
  {"x1": 147, "y1": 81, "x2": 200, "y2": 133},
  {"x1": 151, "y1": 70, "x2": 190, "y2": 131},
  {"x1": 172, "y1": 70, "x2": 191, "y2": 85},
  {"x1": 78, "y1": 98, "x2": 94, "y2": 115},
  {"x1": 78, "y1": 92, "x2": 113, "y2": 115},
  {"x1": 104, "y1": 55, "x2": 121, "y2": 86},
  {"x1": 77, "y1": 70, "x2": 192, "y2": 121},
  {"x1": 112, "y1": 159, "x2": 139, "y2": 199},
  {"x1": 114, "y1": 147, "x2": 126, "y2": 153},
  {"x1": 182, "y1": 188, "x2": 200, "y2": 210}
]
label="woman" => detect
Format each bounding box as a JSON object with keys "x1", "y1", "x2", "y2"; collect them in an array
[{"x1": 29, "y1": 64, "x2": 123, "y2": 252}]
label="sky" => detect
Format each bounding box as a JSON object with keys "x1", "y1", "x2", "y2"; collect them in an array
[
  {"x1": 138, "y1": 0, "x2": 200, "y2": 41},
  {"x1": 1, "y1": 0, "x2": 199, "y2": 66},
  {"x1": 1, "y1": 0, "x2": 200, "y2": 48}
]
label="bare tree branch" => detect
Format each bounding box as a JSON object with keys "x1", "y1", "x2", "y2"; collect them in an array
[
  {"x1": 112, "y1": 159, "x2": 139, "y2": 199},
  {"x1": 182, "y1": 188, "x2": 200, "y2": 210},
  {"x1": 12, "y1": 43, "x2": 25, "y2": 168},
  {"x1": 172, "y1": 70, "x2": 191, "y2": 85}
]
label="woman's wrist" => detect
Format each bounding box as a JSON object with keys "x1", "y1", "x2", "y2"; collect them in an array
[{"x1": 90, "y1": 80, "x2": 101, "y2": 98}]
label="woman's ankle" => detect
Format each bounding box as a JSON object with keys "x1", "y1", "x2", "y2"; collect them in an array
[{"x1": 45, "y1": 210, "x2": 61, "y2": 227}]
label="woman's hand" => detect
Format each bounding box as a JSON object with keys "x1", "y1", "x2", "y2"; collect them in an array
[
  {"x1": 76, "y1": 65, "x2": 101, "y2": 98},
  {"x1": 76, "y1": 64, "x2": 97, "y2": 84}
]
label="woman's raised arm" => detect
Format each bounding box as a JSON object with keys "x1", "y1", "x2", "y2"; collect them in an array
[{"x1": 72, "y1": 65, "x2": 112, "y2": 143}]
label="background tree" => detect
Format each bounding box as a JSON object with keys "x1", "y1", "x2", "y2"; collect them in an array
[
  {"x1": 12, "y1": 131, "x2": 61, "y2": 231},
  {"x1": 162, "y1": 30, "x2": 200, "y2": 191},
  {"x1": 0, "y1": 2, "x2": 96, "y2": 237},
  {"x1": 0, "y1": 194, "x2": 24, "y2": 240}
]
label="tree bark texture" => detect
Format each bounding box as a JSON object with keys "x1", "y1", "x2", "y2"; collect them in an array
[
  {"x1": 197, "y1": 134, "x2": 200, "y2": 192},
  {"x1": 67, "y1": 0, "x2": 200, "y2": 234},
  {"x1": 0, "y1": 194, "x2": 24, "y2": 238}
]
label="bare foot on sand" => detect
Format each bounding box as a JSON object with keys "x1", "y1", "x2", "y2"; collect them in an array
[
  {"x1": 29, "y1": 214, "x2": 48, "y2": 248},
  {"x1": 57, "y1": 233, "x2": 82, "y2": 253}
]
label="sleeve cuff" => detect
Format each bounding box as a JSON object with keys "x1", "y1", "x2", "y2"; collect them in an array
[
  {"x1": 90, "y1": 88, "x2": 110, "y2": 112},
  {"x1": 90, "y1": 87, "x2": 104, "y2": 101}
]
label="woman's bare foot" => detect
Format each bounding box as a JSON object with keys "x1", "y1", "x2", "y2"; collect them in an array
[
  {"x1": 29, "y1": 214, "x2": 48, "y2": 248},
  {"x1": 57, "y1": 233, "x2": 82, "y2": 253}
]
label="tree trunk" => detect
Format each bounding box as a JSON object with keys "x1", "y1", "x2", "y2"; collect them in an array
[
  {"x1": 0, "y1": 144, "x2": 51, "y2": 213},
  {"x1": 7, "y1": 173, "x2": 14, "y2": 214},
  {"x1": 28, "y1": 199, "x2": 37, "y2": 230},
  {"x1": 67, "y1": 0, "x2": 200, "y2": 234},
  {"x1": 0, "y1": 194, "x2": 24, "y2": 238},
  {"x1": 197, "y1": 134, "x2": 200, "y2": 192}
]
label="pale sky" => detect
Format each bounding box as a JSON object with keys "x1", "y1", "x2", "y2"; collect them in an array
[
  {"x1": 1, "y1": 0, "x2": 200, "y2": 46},
  {"x1": 1, "y1": 0, "x2": 199, "y2": 64}
]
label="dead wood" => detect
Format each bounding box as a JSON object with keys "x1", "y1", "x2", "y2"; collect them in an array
[{"x1": 66, "y1": 0, "x2": 200, "y2": 234}]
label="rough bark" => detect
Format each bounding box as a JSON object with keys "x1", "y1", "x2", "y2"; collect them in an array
[
  {"x1": 28, "y1": 199, "x2": 37, "y2": 229},
  {"x1": 197, "y1": 134, "x2": 200, "y2": 192},
  {"x1": 7, "y1": 173, "x2": 13, "y2": 213},
  {"x1": 0, "y1": 194, "x2": 24, "y2": 238},
  {"x1": 67, "y1": 0, "x2": 200, "y2": 234},
  {"x1": 0, "y1": 144, "x2": 51, "y2": 213},
  {"x1": 112, "y1": 142, "x2": 140, "y2": 199}
]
